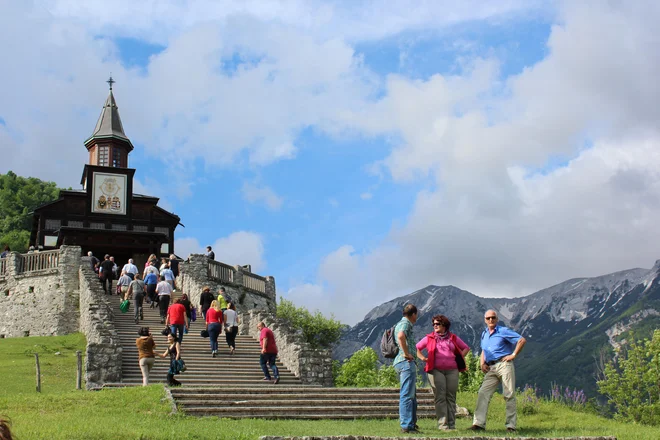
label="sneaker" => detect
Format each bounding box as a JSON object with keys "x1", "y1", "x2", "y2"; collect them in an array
[
  {"x1": 507, "y1": 427, "x2": 517, "y2": 433},
  {"x1": 261, "y1": 377, "x2": 271, "y2": 381},
  {"x1": 135, "y1": 319, "x2": 139, "y2": 324},
  {"x1": 401, "y1": 427, "x2": 420, "y2": 433},
  {"x1": 212, "y1": 351, "x2": 216, "y2": 358},
  {"x1": 468, "y1": 425, "x2": 485, "y2": 431},
  {"x1": 273, "y1": 377, "x2": 280, "y2": 384}
]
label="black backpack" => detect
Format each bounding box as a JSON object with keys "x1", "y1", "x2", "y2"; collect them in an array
[{"x1": 380, "y1": 326, "x2": 399, "y2": 358}]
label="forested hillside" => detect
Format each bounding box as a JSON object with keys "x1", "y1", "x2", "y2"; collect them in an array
[{"x1": 0, "y1": 171, "x2": 61, "y2": 252}]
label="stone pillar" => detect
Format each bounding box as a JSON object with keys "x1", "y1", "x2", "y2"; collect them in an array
[
  {"x1": 57, "y1": 246, "x2": 82, "y2": 334},
  {"x1": 265, "y1": 276, "x2": 276, "y2": 303},
  {"x1": 233, "y1": 264, "x2": 245, "y2": 287},
  {"x1": 6, "y1": 251, "x2": 21, "y2": 277}
]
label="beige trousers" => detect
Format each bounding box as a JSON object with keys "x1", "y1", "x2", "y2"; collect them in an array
[
  {"x1": 427, "y1": 368, "x2": 459, "y2": 429},
  {"x1": 139, "y1": 357, "x2": 155, "y2": 386},
  {"x1": 472, "y1": 360, "x2": 517, "y2": 429}
]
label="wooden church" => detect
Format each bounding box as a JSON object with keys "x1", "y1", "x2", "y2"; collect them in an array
[{"x1": 29, "y1": 78, "x2": 181, "y2": 266}]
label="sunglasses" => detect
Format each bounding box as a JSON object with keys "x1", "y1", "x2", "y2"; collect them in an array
[
  {"x1": 432, "y1": 322, "x2": 443, "y2": 326},
  {"x1": 485, "y1": 316, "x2": 497, "y2": 321}
]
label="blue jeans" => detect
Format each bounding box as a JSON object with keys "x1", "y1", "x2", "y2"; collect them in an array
[
  {"x1": 395, "y1": 361, "x2": 418, "y2": 430},
  {"x1": 260, "y1": 353, "x2": 279, "y2": 380},
  {"x1": 208, "y1": 323, "x2": 221, "y2": 352},
  {"x1": 170, "y1": 324, "x2": 184, "y2": 344}
]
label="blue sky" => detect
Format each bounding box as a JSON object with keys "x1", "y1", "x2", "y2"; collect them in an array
[{"x1": 2, "y1": 1, "x2": 660, "y2": 324}]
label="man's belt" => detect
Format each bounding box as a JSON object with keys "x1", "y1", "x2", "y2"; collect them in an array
[{"x1": 486, "y1": 356, "x2": 505, "y2": 366}]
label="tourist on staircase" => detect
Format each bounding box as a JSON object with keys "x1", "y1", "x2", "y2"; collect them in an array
[
  {"x1": 206, "y1": 300, "x2": 223, "y2": 357},
  {"x1": 166, "y1": 298, "x2": 189, "y2": 343},
  {"x1": 156, "y1": 275, "x2": 173, "y2": 323},
  {"x1": 223, "y1": 302, "x2": 239, "y2": 355},
  {"x1": 116, "y1": 270, "x2": 132, "y2": 298},
  {"x1": 199, "y1": 286, "x2": 215, "y2": 319},
  {"x1": 99, "y1": 254, "x2": 115, "y2": 295},
  {"x1": 160, "y1": 262, "x2": 175, "y2": 291},
  {"x1": 143, "y1": 261, "x2": 159, "y2": 307},
  {"x1": 217, "y1": 287, "x2": 230, "y2": 310},
  {"x1": 163, "y1": 334, "x2": 182, "y2": 387},
  {"x1": 127, "y1": 273, "x2": 146, "y2": 324},
  {"x1": 144, "y1": 253, "x2": 157, "y2": 270},
  {"x1": 122, "y1": 258, "x2": 139, "y2": 280},
  {"x1": 136, "y1": 327, "x2": 158, "y2": 386},
  {"x1": 179, "y1": 293, "x2": 192, "y2": 333},
  {"x1": 257, "y1": 321, "x2": 280, "y2": 384}
]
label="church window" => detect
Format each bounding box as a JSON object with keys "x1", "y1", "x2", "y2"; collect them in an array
[
  {"x1": 98, "y1": 146, "x2": 109, "y2": 166},
  {"x1": 112, "y1": 148, "x2": 122, "y2": 167}
]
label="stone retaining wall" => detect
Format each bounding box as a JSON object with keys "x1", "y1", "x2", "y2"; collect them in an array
[
  {"x1": 0, "y1": 246, "x2": 80, "y2": 337},
  {"x1": 79, "y1": 256, "x2": 122, "y2": 389},
  {"x1": 242, "y1": 310, "x2": 333, "y2": 387},
  {"x1": 179, "y1": 254, "x2": 276, "y2": 315}
]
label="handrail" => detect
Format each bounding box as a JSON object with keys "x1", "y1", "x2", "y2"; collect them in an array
[
  {"x1": 243, "y1": 272, "x2": 266, "y2": 293},
  {"x1": 208, "y1": 260, "x2": 234, "y2": 283},
  {"x1": 17, "y1": 250, "x2": 60, "y2": 274}
]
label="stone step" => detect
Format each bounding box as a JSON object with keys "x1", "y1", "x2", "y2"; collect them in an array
[
  {"x1": 173, "y1": 413, "x2": 430, "y2": 420},
  {"x1": 175, "y1": 398, "x2": 434, "y2": 407},
  {"x1": 121, "y1": 367, "x2": 298, "y2": 377},
  {"x1": 182, "y1": 406, "x2": 436, "y2": 417},
  {"x1": 119, "y1": 377, "x2": 303, "y2": 385},
  {"x1": 170, "y1": 387, "x2": 432, "y2": 396}
]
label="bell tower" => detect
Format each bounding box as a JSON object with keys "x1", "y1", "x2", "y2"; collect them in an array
[{"x1": 83, "y1": 76, "x2": 134, "y2": 168}]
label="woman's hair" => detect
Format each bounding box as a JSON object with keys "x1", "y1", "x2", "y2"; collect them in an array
[
  {"x1": 228, "y1": 302, "x2": 236, "y2": 311},
  {"x1": 2, "y1": 245, "x2": 9, "y2": 252},
  {"x1": 210, "y1": 300, "x2": 222, "y2": 312},
  {"x1": 138, "y1": 327, "x2": 150, "y2": 337},
  {"x1": 181, "y1": 293, "x2": 188, "y2": 301},
  {"x1": 432, "y1": 314, "x2": 451, "y2": 330},
  {"x1": 202, "y1": 286, "x2": 210, "y2": 292},
  {"x1": 0, "y1": 417, "x2": 12, "y2": 440},
  {"x1": 148, "y1": 254, "x2": 157, "y2": 261}
]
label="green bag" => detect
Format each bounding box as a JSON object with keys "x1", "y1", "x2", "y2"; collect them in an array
[{"x1": 119, "y1": 299, "x2": 130, "y2": 313}]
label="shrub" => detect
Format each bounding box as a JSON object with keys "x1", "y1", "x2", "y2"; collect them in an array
[
  {"x1": 597, "y1": 329, "x2": 660, "y2": 425},
  {"x1": 335, "y1": 347, "x2": 403, "y2": 388},
  {"x1": 458, "y1": 350, "x2": 484, "y2": 392},
  {"x1": 519, "y1": 384, "x2": 541, "y2": 415},
  {"x1": 276, "y1": 298, "x2": 345, "y2": 349}
]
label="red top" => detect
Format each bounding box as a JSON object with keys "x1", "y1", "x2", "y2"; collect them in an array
[
  {"x1": 167, "y1": 303, "x2": 186, "y2": 325},
  {"x1": 417, "y1": 332, "x2": 468, "y2": 372},
  {"x1": 259, "y1": 327, "x2": 278, "y2": 354},
  {"x1": 206, "y1": 308, "x2": 223, "y2": 324}
]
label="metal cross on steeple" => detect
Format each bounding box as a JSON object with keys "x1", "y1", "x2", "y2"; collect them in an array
[{"x1": 107, "y1": 75, "x2": 115, "y2": 91}]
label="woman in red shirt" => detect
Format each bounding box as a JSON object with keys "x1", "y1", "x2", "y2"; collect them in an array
[
  {"x1": 205, "y1": 300, "x2": 223, "y2": 357},
  {"x1": 416, "y1": 314, "x2": 470, "y2": 431}
]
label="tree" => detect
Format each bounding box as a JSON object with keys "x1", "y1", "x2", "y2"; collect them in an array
[
  {"x1": 597, "y1": 330, "x2": 660, "y2": 425},
  {"x1": 0, "y1": 171, "x2": 60, "y2": 252},
  {"x1": 458, "y1": 350, "x2": 484, "y2": 392},
  {"x1": 276, "y1": 298, "x2": 345, "y2": 349}
]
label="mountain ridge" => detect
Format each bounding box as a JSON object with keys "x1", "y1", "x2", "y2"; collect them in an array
[{"x1": 335, "y1": 260, "x2": 660, "y2": 396}]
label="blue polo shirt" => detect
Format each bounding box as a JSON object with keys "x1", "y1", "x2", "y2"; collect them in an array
[{"x1": 480, "y1": 325, "x2": 522, "y2": 363}]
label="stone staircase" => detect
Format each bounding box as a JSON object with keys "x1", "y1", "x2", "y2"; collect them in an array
[{"x1": 110, "y1": 293, "x2": 436, "y2": 419}]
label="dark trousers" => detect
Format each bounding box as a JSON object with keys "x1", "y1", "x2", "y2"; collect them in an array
[
  {"x1": 146, "y1": 284, "x2": 157, "y2": 303},
  {"x1": 159, "y1": 295, "x2": 170, "y2": 319},
  {"x1": 260, "y1": 353, "x2": 279, "y2": 380},
  {"x1": 225, "y1": 326, "x2": 238, "y2": 349},
  {"x1": 127, "y1": 273, "x2": 135, "y2": 280},
  {"x1": 134, "y1": 293, "x2": 144, "y2": 321},
  {"x1": 208, "y1": 322, "x2": 221, "y2": 352},
  {"x1": 101, "y1": 276, "x2": 112, "y2": 294},
  {"x1": 170, "y1": 324, "x2": 184, "y2": 344}
]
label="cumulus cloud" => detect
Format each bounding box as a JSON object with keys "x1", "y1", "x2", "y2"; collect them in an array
[
  {"x1": 241, "y1": 182, "x2": 284, "y2": 211},
  {"x1": 175, "y1": 231, "x2": 266, "y2": 272}
]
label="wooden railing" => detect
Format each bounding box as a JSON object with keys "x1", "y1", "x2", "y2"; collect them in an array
[
  {"x1": 243, "y1": 272, "x2": 266, "y2": 294},
  {"x1": 17, "y1": 250, "x2": 60, "y2": 274},
  {"x1": 0, "y1": 257, "x2": 6, "y2": 278},
  {"x1": 208, "y1": 260, "x2": 234, "y2": 283}
]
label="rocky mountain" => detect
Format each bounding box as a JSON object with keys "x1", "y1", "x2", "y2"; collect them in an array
[{"x1": 335, "y1": 260, "x2": 660, "y2": 396}]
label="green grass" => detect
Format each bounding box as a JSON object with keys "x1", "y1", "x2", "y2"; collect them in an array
[{"x1": 1, "y1": 335, "x2": 660, "y2": 439}]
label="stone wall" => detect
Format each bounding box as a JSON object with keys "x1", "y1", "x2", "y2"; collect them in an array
[
  {"x1": 241, "y1": 310, "x2": 334, "y2": 387},
  {"x1": 179, "y1": 254, "x2": 276, "y2": 315},
  {"x1": 0, "y1": 246, "x2": 80, "y2": 338},
  {"x1": 78, "y1": 256, "x2": 122, "y2": 389}
]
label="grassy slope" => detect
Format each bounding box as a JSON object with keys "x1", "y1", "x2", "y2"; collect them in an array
[{"x1": 1, "y1": 335, "x2": 659, "y2": 439}]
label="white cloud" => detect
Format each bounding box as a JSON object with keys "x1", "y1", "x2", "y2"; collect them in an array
[
  {"x1": 360, "y1": 192, "x2": 373, "y2": 200},
  {"x1": 174, "y1": 231, "x2": 266, "y2": 272},
  {"x1": 241, "y1": 182, "x2": 284, "y2": 211}
]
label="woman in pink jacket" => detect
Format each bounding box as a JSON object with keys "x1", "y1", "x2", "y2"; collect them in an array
[{"x1": 416, "y1": 314, "x2": 469, "y2": 431}]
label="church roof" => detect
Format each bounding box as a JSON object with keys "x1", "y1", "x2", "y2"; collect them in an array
[{"x1": 84, "y1": 87, "x2": 134, "y2": 151}]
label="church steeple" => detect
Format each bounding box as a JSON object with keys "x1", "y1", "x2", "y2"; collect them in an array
[{"x1": 84, "y1": 77, "x2": 134, "y2": 168}]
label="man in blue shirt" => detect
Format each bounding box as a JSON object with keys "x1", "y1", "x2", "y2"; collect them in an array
[
  {"x1": 394, "y1": 304, "x2": 419, "y2": 434},
  {"x1": 470, "y1": 309, "x2": 526, "y2": 433}
]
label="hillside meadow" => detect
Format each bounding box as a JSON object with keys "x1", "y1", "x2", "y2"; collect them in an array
[{"x1": 1, "y1": 334, "x2": 658, "y2": 439}]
